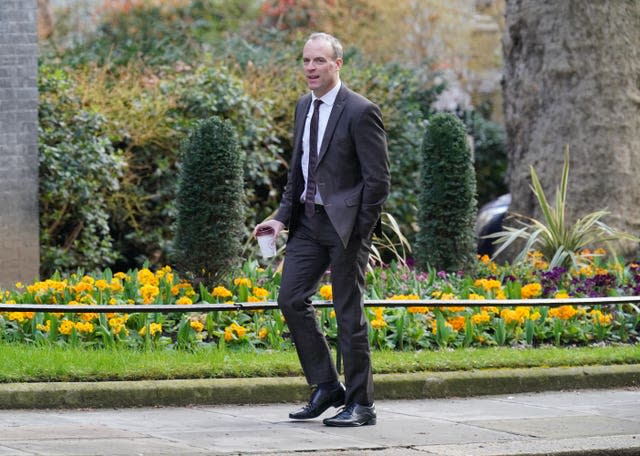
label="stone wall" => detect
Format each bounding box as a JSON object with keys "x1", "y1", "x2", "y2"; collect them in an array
[{"x1": 0, "y1": 0, "x2": 40, "y2": 286}]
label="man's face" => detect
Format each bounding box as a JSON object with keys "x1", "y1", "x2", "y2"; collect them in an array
[{"x1": 302, "y1": 39, "x2": 342, "y2": 98}]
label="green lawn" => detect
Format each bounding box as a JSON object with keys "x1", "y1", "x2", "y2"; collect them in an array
[{"x1": 2, "y1": 343, "x2": 639, "y2": 382}]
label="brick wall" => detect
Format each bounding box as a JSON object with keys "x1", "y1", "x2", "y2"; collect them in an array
[{"x1": 0, "y1": 0, "x2": 40, "y2": 287}]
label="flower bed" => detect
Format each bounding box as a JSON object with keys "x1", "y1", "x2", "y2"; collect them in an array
[{"x1": 1, "y1": 252, "x2": 639, "y2": 350}]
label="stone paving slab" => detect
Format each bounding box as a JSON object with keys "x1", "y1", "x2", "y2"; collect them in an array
[
  {"x1": 467, "y1": 415, "x2": 640, "y2": 439},
  {"x1": 413, "y1": 435, "x2": 640, "y2": 456},
  {"x1": 0, "y1": 388, "x2": 639, "y2": 455}
]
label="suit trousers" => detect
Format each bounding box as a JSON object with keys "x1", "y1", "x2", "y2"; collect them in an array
[{"x1": 278, "y1": 206, "x2": 374, "y2": 406}]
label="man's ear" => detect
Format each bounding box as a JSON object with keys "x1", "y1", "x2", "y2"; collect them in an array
[{"x1": 335, "y1": 58, "x2": 343, "y2": 72}]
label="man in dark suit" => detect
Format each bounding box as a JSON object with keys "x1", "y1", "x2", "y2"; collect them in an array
[{"x1": 253, "y1": 32, "x2": 390, "y2": 427}]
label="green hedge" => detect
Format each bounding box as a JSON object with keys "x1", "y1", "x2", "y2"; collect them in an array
[
  {"x1": 416, "y1": 112, "x2": 478, "y2": 273},
  {"x1": 173, "y1": 117, "x2": 245, "y2": 285}
]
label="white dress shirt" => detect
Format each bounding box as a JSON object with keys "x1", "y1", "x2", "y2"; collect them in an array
[{"x1": 300, "y1": 81, "x2": 341, "y2": 205}]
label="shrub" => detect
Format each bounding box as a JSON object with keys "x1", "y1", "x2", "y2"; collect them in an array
[
  {"x1": 38, "y1": 65, "x2": 125, "y2": 276},
  {"x1": 46, "y1": 0, "x2": 260, "y2": 69},
  {"x1": 416, "y1": 112, "x2": 478, "y2": 273},
  {"x1": 37, "y1": 18, "x2": 445, "y2": 271},
  {"x1": 487, "y1": 148, "x2": 639, "y2": 269},
  {"x1": 173, "y1": 64, "x2": 285, "y2": 227},
  {"x1": 173, "y1": 117, "x2": 245, "y2": 285}
]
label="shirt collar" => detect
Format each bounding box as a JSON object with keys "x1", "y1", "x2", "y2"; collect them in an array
[{"x1": 312, "y1": 80, "x2": 341, "y2": 107}]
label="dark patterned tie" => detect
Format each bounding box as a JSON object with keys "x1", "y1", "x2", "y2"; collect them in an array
[{"x1": 304, "y1": 99, "x2": 322, "y2": 218}]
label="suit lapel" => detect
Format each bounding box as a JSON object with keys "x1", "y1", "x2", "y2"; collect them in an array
[
  {"x1": 293, "y1": 95, "x2": 312, "y2": 163},
  {"x1": 317, "y1": 86, "x2": 348, "y2": 165}
]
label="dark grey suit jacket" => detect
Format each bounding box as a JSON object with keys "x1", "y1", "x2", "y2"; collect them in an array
[{"x1": 275, "y1": 85, "x2": 390, "y2": 247}]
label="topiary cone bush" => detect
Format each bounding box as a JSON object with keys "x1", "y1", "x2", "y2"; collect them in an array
[
  {"x1": 416, "y1": 112, "x2": 478, "y2": 274},
  {"x1": 173, "y1": 116, "x2": 245, "y2": 286}
]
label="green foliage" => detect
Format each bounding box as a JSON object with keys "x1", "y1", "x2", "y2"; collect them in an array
[
  {"x1": 37, "y1": 10, "x2": 446, "y2": 271},
  {"x1": 38, "y1": 65, "x2": 125, "y2": 276},
  {"x1": 47, "y1": 0, "x2": 260, "y2": 68},
  {"x1": 173, "y1": 63, "x2": 285, "y2": 225},
  {"x1": 173, "y1": 117, "x2": 245, "y2": 285},
  {"x1": 416, "y1": 112, "x2": 478, "y2": 273},
  {"x1": 487, "y1": 148, "x2": 639, "y2": 269},
  {"x1": 1, "y1": 343, "x2": 638, "y2": 382}
]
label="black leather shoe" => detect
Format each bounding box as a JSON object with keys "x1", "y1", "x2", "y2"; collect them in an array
[
  {"x1": 289, "y1": 384, "x2": 346, "y2": 420},
  {"x1": 323, "y1": 403, "x2": 376, "y2": 427}
]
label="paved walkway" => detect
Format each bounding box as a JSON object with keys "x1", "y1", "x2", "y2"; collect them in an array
[{"x1": 1, "y1": 388, "x2": 639, "y2": 455}]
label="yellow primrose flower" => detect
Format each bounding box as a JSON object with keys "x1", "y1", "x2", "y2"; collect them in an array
[
  {"x1": 155, "y1": 266, "x2": 168, "y2": 279},
  {"x1": 445, "y1": 306, "x2": 466, "y2": 312},
  {"x1": 138, "y1": 322, "x2": 162, "y2": 336},
  {"x1": 230, "y1": 322, "x2": 246, "y2": 337},
  {"x1": 555, "y1": 291, "x2": 570, "y2": 299},
  {"x1": 176, "y1": 296, "x2": 193, "y2": 305},
  {"x1": 73, "y1": 282, "x2": 93, "y2": 294},
  {"x1": 212, "y1": 286, "x2": 232, "y2": 298},
  {"x1": 74, "y1": 321, "x2": 94, "y2": 334},
  {"x1": 190, "y1": 320, "x2": 204, "y2": 332},
  {"x1": 468, "y1": 293, "x2": 485, "y2": 300},
  {"x1": 319, "y1": 284, "x2": 333, "y2": 300},
  {"x1": 140, "y1": 283, "x2": 160, "y2": 304},
  {"x1": 258, "y1": 327, "x2": 268, "y2": 339},
  {"x1": 389, "y1": 294, "x2": 420, "y2": 300},
  {"x1": 108, "y1": 316, "x2": 127, "y2": 328},
  {"x1": 548, "y1": 305, "x2": 577, "y2": 320},
  {"x1": 431, "y1": 291, "x2": 456, "y2": 300},
  {"x1": 407, "y1": 306, "x2": 429, "y2": 314},
  {"x1": 474, "y1": 278, "x2": 502, "y2": 292},
  {"x1": 15, "y1": 282, "x2": 24, "y2": 289},
  {"x1": 590, "y1": 309, "x2": 612, "y2": 326},
  {"x1": 7, "y1": 312, "x2": 28, "y2": 322},
  {"x1": 252, "y1": 287, "x2": 270, "y2": 299},
  {"x1": 137, "y1": 268, "x2": 159, "y2": 286},
  {"x1": 233, "y1": 277, "x2": 252, "y2": 287},
  {"x1": 370, "y1": 318, "x2": 387, "y2": 329},
  {"x1": 471, "y1": 311, "x2": 491, "y2": 325},
  {"x1": 59, "y1": 320, "x2": 74, "y2": 335},
  {"x1": 80, "y1": 312, "x2": 99, "y2": 322},
  {"x1": 578, "y1": 265, "x2": 594, "y2": 277},
  {"x1": 109, "y1": 279, "x2": 124, "y2": 293},
  {"x1": 371, "y1": 307, "x2": 385, "y2": 320},
  {"x1": 114, "y1": 272, "x2": 128, "y2": 280},
  {"x1": 500, "y1": 308, "x2": 521, "y2": 325},
  {"x1": 448, "y1": 316, "x2": 466, "y2": 331},
  {"x1": 36, "y1": 320, "x2": 51, "y2": 332},
  {"x1": 521, "y1": 283, "x2": 542, "y2": 299},
  {"x1": 514, "y1": 306, "x2": 531, "y2": 321},
  {"x1": 95, "y1": 280, "x2": 108, "y2": 291}
]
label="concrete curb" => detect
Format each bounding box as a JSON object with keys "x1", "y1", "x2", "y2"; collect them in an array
[{"x1": 0, "y1": 364, "x2": 638, "y2": 410}]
